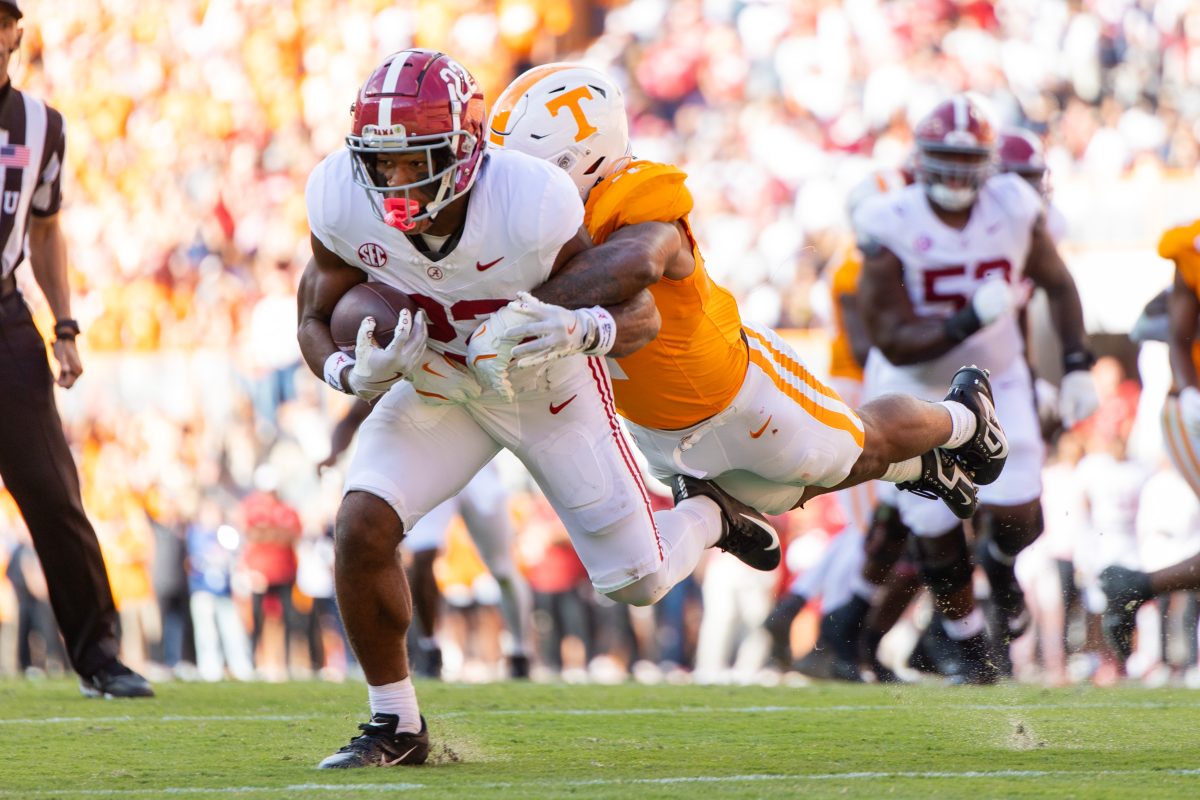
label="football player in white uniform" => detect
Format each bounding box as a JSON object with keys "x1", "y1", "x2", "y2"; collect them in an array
[
  {"x1": 855, "y1": 95, "x2": 1099, "y2": 682},
  {"x1": 319, "y1": 400, "x2": 532, "y2": 679},
  {"x1": 297, "y1": 50, "x2": 777, "y2": 769}
]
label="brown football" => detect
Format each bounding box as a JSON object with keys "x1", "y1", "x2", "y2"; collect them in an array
[{"x1": 330, "y1": 282, "x2": 418, "y2": 353}]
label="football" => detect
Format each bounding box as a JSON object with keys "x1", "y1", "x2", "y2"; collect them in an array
[{"x1": 330, "y1": 282, "x2": 418, "y2": 353}]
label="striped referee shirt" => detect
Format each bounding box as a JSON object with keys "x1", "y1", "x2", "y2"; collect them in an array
[{"x1": 0, "y1": 80, "x2": 64, "y2": 280}]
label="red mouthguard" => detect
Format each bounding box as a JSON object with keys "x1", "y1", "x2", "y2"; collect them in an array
[{"x1": 383, "y1": 197, "x2": 421, "y2": 232}]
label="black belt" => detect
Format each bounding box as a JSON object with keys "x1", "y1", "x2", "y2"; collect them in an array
[{"x1": 0, "y1": 273, "x2": 15, "y2": 298}]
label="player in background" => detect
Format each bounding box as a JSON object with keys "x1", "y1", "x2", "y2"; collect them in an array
[
  {"x1": 318, "y1": 400, "x2": 532, "y2": 679},
  {"x1": 1101, "y1": 219, "x2": 1200, "y2": 658},
  {"x1": 854, "y1": 95, "x2": 1098, "y2": 682},
  {"x1": 478, "y1": 64, "x2": 1007, "y2": 550},
  {"x1": 766, "y1": 168, "x2": 921, "y2": 681},
  {"x1": 299, "y1": 49, "x2": 779, "y2": 768}
]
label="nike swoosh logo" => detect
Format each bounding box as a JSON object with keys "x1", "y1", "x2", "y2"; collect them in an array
[
  {"x1": 750, "y1": 416, "x2": 772, "y2": 439},
  {"x1": 567, "y1": 321, "x2": 577, "y2": 335},
  {"x1": 549, "y1": 395, "x2": 577, "y2": 415},
  {"x1": 422, "y1": 362, "x2": 446, "y2": 377},
  {"x1": 380, "y1": 744, "x2": 419, "y2": 766},
  {"x1": 476, "y1": 257, "x2": 502, "y2": 272},
  {"x1": 473, "y1": 353, "x2": 498, "y2": 365},
  {"x1": 741, "y1": 514, "x2": 780, "y2": 549}
]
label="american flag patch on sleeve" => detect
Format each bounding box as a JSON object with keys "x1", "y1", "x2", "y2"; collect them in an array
[{"x1": 0, "y1": 144, "x2": 30, "y2": 167}]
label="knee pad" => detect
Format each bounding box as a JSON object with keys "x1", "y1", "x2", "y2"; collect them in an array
[
  {"x1": 916, "y1": 525, "x2": 973, "y2": 596},
  {"x1": 605, "y1": 570, "x2": 672, "y2": 608}
]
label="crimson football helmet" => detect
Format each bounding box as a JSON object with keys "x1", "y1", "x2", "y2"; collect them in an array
[
  {"x1": 997, "y1": 128, "x2": 1048, "y2": 196},
  {"x1": 347, "y1": 49, "x2": 486, "y2": 230},
  {"x1": 913, "y1": 95, "x2": 997, "y2": 212}
]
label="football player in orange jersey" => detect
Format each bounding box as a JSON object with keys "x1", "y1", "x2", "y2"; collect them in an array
[
  {"x1": 473, "y1": 64, "x2": 1007, "y2": 543},
  {"x1": 1100, "y1": 219, "x2": 1200, "y2": 659}
]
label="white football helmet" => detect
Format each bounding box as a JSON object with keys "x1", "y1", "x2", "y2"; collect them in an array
[{"x1": 488, "y1": 63, "x2": 632, "y2": 200}]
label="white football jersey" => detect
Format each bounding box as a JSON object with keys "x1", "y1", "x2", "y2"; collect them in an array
[
  {"x1": 854, "y1": 172, "x2": 1044, "y2": 387},
  {"x1": 306, "y1": 148, "x2": 584, "y2": 358}
]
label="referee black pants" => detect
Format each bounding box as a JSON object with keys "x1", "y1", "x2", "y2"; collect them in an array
[{"x1": 0, "y1": 291, "x2": 119, "y2": 678}]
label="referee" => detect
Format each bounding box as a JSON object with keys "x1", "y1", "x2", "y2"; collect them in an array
[{"x1": 0, "y1": 1, "x2": 151, "y2": 697}]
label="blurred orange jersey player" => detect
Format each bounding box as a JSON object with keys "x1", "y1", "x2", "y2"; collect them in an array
[{"x1": 1157, "y1": 219, "x2": 1200, "y2": 496}]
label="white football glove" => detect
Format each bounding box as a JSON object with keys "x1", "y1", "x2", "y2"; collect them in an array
[
  {"x1": 1033, "y1": 377, "x2": 1061, "y2": 429},
  {"x1": 408, "y1": 348, "x2": 482, "y2": 405},
  {"x1": 1179, "y1": 387, "x2": 1200, "y2": 438},
  {"x1": 1058, "y1": 369, "x2": 1100, "y2": 429},
  {"x1": 466, "y1": 303, "x2": 527, "y2": 400},
  {"x1": 970, "y1": 278, "x2": 1016, "y2": 326},
  {"x1": 346, "y1": 309, "x2": 428, "y2": 402},
  {"x1": 504, "y1": 292, "x2": 617, "y2": 369}
]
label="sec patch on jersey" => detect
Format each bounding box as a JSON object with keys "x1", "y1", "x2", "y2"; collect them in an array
[{"x1": 330, "y1": 282, "x2": 417, "y2": 352}]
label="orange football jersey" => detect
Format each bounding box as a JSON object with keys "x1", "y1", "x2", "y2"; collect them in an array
[
  {"x1": 1158, "y1": 219, "x2": 1200, "y2": 376},
  {"x1": 827, "y1": 240, "x2": 864, "y2": 382},
  {"x1": 586, "y1": 161, "x2": 747, "y2": 430}
]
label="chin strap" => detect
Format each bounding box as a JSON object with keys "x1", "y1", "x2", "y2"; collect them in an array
[{"x1": 383, "y1": 197, "x2": 421, "y2": 231}]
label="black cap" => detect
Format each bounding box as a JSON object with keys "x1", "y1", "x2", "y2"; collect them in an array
[{"x1": 0, "y1": 2, "x2": 21, "y2": 20}]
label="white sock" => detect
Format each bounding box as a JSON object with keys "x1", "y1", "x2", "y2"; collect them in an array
[
  {"x1": 938, "y1": 400, "x2": 977, "y2": 449},
  {"x1": 675, "y1": 496, "x2": 724, "y2": 548},
  {"x1": 941, "y1": 607, "x2": 986, "y2": 640},
  {"x1": 495, "y1": 576, "x2": 531, "y2": 656},
  {"x1": 367, "y1": 677, "x2": 422, "y2": 733},
  {"x1": 880, "y1": 457, "x2": 922, "y2": 484}
]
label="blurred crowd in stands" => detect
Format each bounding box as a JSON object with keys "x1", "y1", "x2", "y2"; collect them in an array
[{"x1": 2, "y1": 0, "x2": 1200, "y2": 686}]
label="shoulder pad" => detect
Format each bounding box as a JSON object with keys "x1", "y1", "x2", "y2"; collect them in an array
[
  {"x1": 585, "y1": 161, "x2": 692, "y2": 242},
  {"x1": 1158, "y1": 219, "x2": 1200, "y2": 260}
]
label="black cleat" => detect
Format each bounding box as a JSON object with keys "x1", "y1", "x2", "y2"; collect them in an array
[
  {"x1": 791, "y1": 646, "x2": 863, "y2": 683},
  {"x1": 508, "y1": 653, "x2": 531, "y2": 680},
  {"x1": 945, "y1": 631, "x2": 1001, "y2": 685},
  {"x1": 672, "y1": 475, "x2": 780, "y2": 571},
  {"x1": 943, "y1": 365, "x2": 1008, "y2": 485},
  {"x1": 980, "y1": 557, "x2": 1030, "y2": 645},
  {"x1": 1099, "y1": 566, "x2": 1153, "y2": 660},
  {"x1": 318, "y1": 713, "x2": 429, "y2": 768},
  {"x1": 897, "y1": 449, "x2": 979, "y2": 519},
  {"x1": 79, "y1": 661, "x2": 154, "y2": 699}
]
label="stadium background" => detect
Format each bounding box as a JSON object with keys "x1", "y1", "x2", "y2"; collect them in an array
[{"x1": 1, "y1": 0, "x2": 1198, "y2": 686}]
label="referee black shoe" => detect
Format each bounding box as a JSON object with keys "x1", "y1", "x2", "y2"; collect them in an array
[
  {"x1": 672, "y1": 475, "x2": 780, "y2": 571},
  {"x1": 79, "y1": 661, "x2": 154, "y2": 699},
  {"x1": 897, "y1": 449, "x2": 980, "y2": 520},
  {"x1": 943, "y1": 365, "x2": 1008, "y2": 486},
  {"x1": 318, "y1": 713, "x2": 429, "y2": 768}
]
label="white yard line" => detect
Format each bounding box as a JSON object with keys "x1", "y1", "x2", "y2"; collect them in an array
[
  {"x1": 2, "y1": 769, "x2": 1200, "y2": 797},
  {"x1": 1, "y1": 700, "x2": 1194, "y2": 726}
]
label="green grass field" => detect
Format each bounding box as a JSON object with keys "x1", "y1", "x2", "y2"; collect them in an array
[{"x1": 1, "y1": 679, "x2": 1198, "y2": 799}]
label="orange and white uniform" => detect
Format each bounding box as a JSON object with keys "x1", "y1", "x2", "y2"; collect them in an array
[
  {"x1": 588, "y1": 161, "x2": 866, "y2": 515},
  {"x1": 1157, "y1": 220, "x2": 1200, "y2": 497},
  {"x1": 823, "y1": 239, "x2": 875, "y2": 532}
]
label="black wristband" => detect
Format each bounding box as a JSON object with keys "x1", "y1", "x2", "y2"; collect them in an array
[
  {"x1": 1062, "y1": 349, "x2": 1095, "y2": 374},
  {"x1": 54, "y1": 318, "x2": 81, "y2": 340},
  {"x1": 943, "y1": 305, "x2": 982, "y2": 344}
]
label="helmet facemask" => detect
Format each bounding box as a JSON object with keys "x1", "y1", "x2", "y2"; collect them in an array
[
  {"x1": 348, "y1": 123, "x2": 476, "y2": 230},
  {"x1": 917, "y1": 146, "x2": 993, "y2": 212}
]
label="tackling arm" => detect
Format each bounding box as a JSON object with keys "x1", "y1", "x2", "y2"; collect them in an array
[
  {"x1": 607, "y1": 289, "x2": 661, "y2": 358},
  {"x1": 534, "y1": 221, "x2": 683, "y2": 308},
  {"x1": 1168, "y1": 269, "x2": 1200, "y2": 392},
  {"x1": 1023, "y1": 217, "x2": 1088, "y2": 359},
  {"x1": 858, "y1": 246, "x2": 965, "y2": 365}
]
